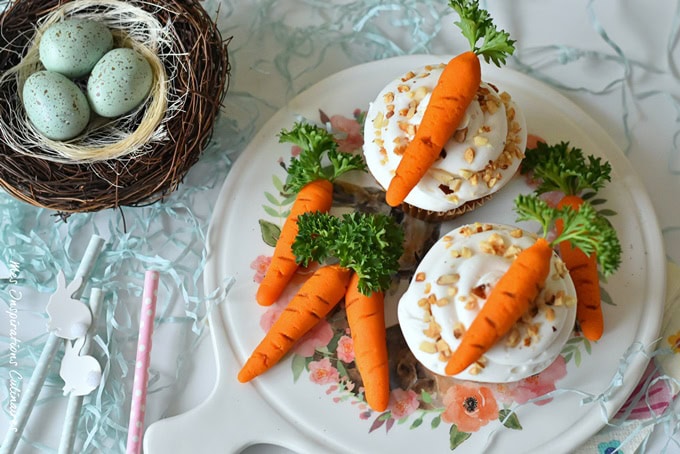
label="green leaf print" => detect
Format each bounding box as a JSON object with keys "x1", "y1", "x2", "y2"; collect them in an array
[
  {"x1": 259, "y1": 219, "x2": 281, "y2": 247},
  {"x1": 449, "y1": 425, "x2": 472, "y2": 450},
  {"x1": 409, "y1": 415, "x2": 423, "y2": 429},
  {"x1": 499, "y1": 409, "x2": 523, "y2": 430},
  {"x1": 431, "y1": 415, "x2": 442, "y2": 429},
  {"x1": 291, "y1": 354, "x2": 307, "y2": 383}
]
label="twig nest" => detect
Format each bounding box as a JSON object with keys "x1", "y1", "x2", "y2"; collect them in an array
[{"x1": 0, "y1": 0, "x2": 230, "y2": 213}]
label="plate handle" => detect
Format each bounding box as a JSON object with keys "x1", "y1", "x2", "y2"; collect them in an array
[{"x1": 143, "y1": 309, "x2": 312, "y2": 453}]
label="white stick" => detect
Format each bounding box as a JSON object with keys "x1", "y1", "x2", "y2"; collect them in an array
[
  {"x1": 0, "y1": 235, "x2": 105, "y2": 454},
  {"x1": 57, "y1": 288, "x2": 105, "y2": 454}
]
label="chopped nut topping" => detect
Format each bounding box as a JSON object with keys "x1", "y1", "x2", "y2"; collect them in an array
[
  {"x1": 424, "y1": 282, "x2": 432, "y2": 294},
  {"x1": 523, "y1": 337, "x2": 532, "y2": 347},
  {"x1": 453, "y1": 322, "x2": 466, "y2": 339},
  {"x1": 372, "y1": 111, "x2": 385, "y2": 129},
  {"x1": 468, "y1": 363, "x2": 482, "y2": 375},
  {"x1": 397, "y1": 84, "x2": 410, "y2": 93},
  {"x1": 436, "y1": 339, "x2": 451, "y2": 354},
  {"x1": 413, "y1": 86, "x2": 428, "y2": 102},
  {"x1": 464, "y1": 147, "x2": 475, "y2": 163},
  {"x1": 401, "y1": 71, "x2": 416, "y2": 82},
  {"x1": 459, "y1": 226, "x2": 474, "y2": 237},
  {"x1": 461, "y1": 247, "x2": 473, "y2": 258},
  {"x1": 464, "y1": 296, "x2": 478, "y2": 310},
  {"x1": 454, "y1": 127, "x2": 468, "y2": 142},
  {"x1": 423, "y1": 320, "x2": 442, "y2": 338},
  {"x1": 435, "y1": 297, "x2": 450, "y2": 307},
  {"x1": 545, "y1": 307, "x2": 556, "y2": 322},
  {"x1": 459, "y1": 169, "x2": 474, "y2": 179},
  {"x1": 415, "y1": 272, "x2": 426, "y2": 282},
  {"x1": 383, "y1": 92, "x2": 395, "y2": 103},
  {"x1": 510, "y1": 228, "x2": 523, "y2": 238},
  {"x1": 419, "y1": 341, "x2": 437, "y2": 353},
  {"x1": 474, "y1": 135, "x2": 489, "y2": 147},
  {"x1": 527, "y1": 323, "x2": 541, "y2": 337},
  {"x1": 486, "y1": 99, "x2": 499, "y2": 114},
  {"x1": 436, "y1": 273, "x2": 460, "y2": 285},
  {"x1": 447, "y1": 286, "x2": 459, "y2": 297},
  {"x1": 504, "y1": 244, "x2": 522, "y2": 259},
  {"x1": 506, "y1": 327, "x2": 520, "y2": 347},
  {"x1": 417, "y1": 297, "x2": 429, "y2": 308}
]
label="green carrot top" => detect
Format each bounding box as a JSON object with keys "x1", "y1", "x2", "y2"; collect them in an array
[
  {"x1": 449, "y1": 0, "x2": 515, "y2": 66},
  {"x1": 280, "y1": 122, "x2": 367, "y2": 194},
  {"x1": 293, "y1": 211, "x2": 404, "y2": 295},
  {"x1": 514, "y1": 194, "x2": 621, "y2": 276},
  {"x1": 520, "y1": 141, "x2": 612, "y2": 196}
]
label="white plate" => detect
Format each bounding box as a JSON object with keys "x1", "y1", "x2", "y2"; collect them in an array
[{"x1": 144, "y1": 55, "x2": 666, "y2": 454}]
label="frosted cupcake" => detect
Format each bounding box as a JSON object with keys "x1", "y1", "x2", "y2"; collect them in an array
[
  {"x1": 363, "y1": 0, "x2": 526, "y2": 221},
  {"x1": 397, "y1": 223, "x2": 577, "y2": 382},
  {"x1": 363, "y1": 65, "x2": 527, "y2": 222}
]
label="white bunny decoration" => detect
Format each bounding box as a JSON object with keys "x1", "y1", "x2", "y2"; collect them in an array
[
  {"x1": 59, "y1": 337, "x2": 102, "y2": 396},
  {"x1": 46, "y1": 270, "x2": 92, "y2": 340}
]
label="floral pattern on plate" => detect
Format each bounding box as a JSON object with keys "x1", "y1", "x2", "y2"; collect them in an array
[{"x1": 248, "y1": 109, "x2": 623, "y2": 450}]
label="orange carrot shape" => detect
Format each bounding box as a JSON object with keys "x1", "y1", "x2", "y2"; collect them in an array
[
  {"x1": 256, "y1": 122, "x2": 366, "y2": 306},
  {"x1": 520, "y1": 141, "x2": 613, "y2": 340},
  {"x1": 239, "y1": 212, "x2": 404, "y2": 399},
  {"x1": 445, "y1": 194, "x2": 621, "y2": 376},
  {"x1": 385, "y1": 0, "x2": 515, "y2": 207},
  {"x1": 292, "y1": 212, "x2": 404, "y2": 411}
]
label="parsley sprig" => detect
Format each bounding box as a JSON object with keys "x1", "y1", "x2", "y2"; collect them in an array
[
  {"x1": 520, "y1": 141, "x2": 612, "y2": 196},
  {"x1": 514, "y1": 194, "x2": 621, "y2": 276},
  {"x1": 449, "y1": 0, "x2": 515, "y2": 66},
  {"x1": 280, "y1": 122, "x2": 366, "y2": 194},
  {"x1": 293, "y1": 212, "x2": 404, "y2": 295}
]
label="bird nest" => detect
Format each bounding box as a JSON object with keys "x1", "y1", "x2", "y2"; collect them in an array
[{"x1": 0, "y1": 0, "x2": 230, "y2": 214}]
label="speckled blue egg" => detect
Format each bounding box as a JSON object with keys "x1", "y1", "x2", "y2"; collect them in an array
[
  {"x1": 22, "y1": 71, "x2": 91, "y2": 140},
  {"x1": 39, "y1": 19, "x2": 113, "y2": 79},
  {"x1": 87, "y1": 48, "x2": 153, "y2": 118}
]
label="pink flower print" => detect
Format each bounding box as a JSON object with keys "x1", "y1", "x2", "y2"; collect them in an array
[
  {"x1": 525, "y1": 134, "x2": 545, "y2": 151},
  {"x1": 388, "y1": 388, "x2": 419, "y2": 420},
  {"x1": 503, "y1": 355, "x2": 567, "y2": 406},
  {"x1": 290, "y1": 145, "x2": 302, "y2": 157},
  {"x1": 616, "y1": 360, "x2": 675, "y2": 420},
  {"x1": 250, "y1": 255, "x2": 272, "y2": 283},
  {"x1": 308, "y1": 357, "x2": 340, "y2": 385},
  {"x1": 330, "y1": 115, "x2": 363, "y2": 152},
  {"x1": 293, "y1": 319, "x2": 333, "y2": 356},
  {"x1": 259, "y1": 304, "x2": 284, "y2": 332},
  {"x1": 337, "y1": 335, "x2": 355, "y2": 363}
]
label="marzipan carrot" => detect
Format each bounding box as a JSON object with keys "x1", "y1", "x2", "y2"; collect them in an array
[
  {"x1": 385, "y1": 52, "x2": 480, "y2": 207},
  {"x1": 291, "y1": 212, "x2": 404, "y2": 408},
  {"x1": 345, "y1": 273, "x2": 389, "y2": 412},
  {"x1": 557, "y1": 195, "x2": 603, "y2": 341},
  {"x1": 385, "y1": 0, "x2": 515, "y2": 207},
  {"x1": 521, "y1": 141, "x2": 613, "y2": 341},
  {"x1": 239, "y1": 264, "x2": 352, "y2": 383},
  {"x1": 256, "y1": 122, "x2": 366, "y2": 306},
  {"x1": 445, "y1": 237, "x2": 552, "y2": 375},
  {"x1": 256, "y1": 179, "x2": 333, "y2": 305},
  {"x1": 446, "y1": 194, "x2": 621, "y2": 375}
]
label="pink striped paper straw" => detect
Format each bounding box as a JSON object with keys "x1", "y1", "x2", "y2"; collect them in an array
[{"x1": 126, "y1": 270, "x2": 159, "y2": 454}]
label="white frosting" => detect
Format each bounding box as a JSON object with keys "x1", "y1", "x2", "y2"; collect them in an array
[
  {"x1": 363, "y1": 63, "x2": 527, "y2": 212},
  {"x1": 397, "y1": 223, "x2": 577, "y2": 382}
]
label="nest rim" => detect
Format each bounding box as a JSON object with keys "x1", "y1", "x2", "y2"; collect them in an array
[{"x1": 0, "y1": 0, "x2": 231, "y2": 215}]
